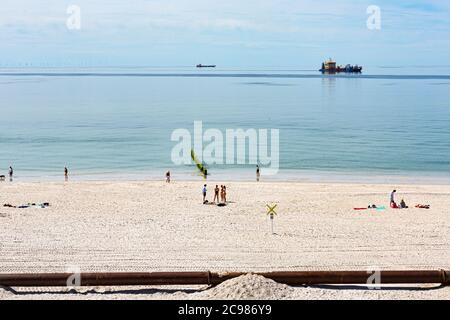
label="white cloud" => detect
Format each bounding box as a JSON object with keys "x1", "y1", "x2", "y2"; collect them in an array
[{"x1": 1, "y1": 0, "x2": 449, "y2": 66}]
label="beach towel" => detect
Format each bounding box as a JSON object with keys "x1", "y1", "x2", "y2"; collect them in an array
[{"x1": 354, "y1": 205, "x2": 385, "y2": 211}]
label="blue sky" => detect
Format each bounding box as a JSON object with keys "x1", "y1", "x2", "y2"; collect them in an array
[{"x1": 1, "y1": 0, "x2": 449, "y2": 68}]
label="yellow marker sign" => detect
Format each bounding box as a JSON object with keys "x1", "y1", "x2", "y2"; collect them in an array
[
  {"x1": 266, "y1": 204, "x2": 278, "y2": 234},
  {"x1": 266, "y1": 204, "x2": 277, "y2": 216}
]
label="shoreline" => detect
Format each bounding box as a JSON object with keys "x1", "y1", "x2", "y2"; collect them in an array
[
  {"x1": 4, "y1": 170, "x2": 450, "y2": 185},
  {"x1": 3, "y1": 179, "x2": 450, "y2": 189}
]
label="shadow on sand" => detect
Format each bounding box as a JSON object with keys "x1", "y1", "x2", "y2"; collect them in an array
[
  {"x1": 0, "y1": 285, "x2": 208, "y2": 296},
  {"x1": 303, "y1": 284, "x2": 446, "y2": 291},
  {"x1": 2, "y1": 282, "x2": 446, "y2": 297}
]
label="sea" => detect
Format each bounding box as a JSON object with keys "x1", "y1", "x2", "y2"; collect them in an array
[{"x1": 1, "y1": 66, "x2": 450, "y2": 183}]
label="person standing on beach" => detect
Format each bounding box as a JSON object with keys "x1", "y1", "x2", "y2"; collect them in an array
[
  {"x1": 214, "y1": 185, "x2": 220, "y2": 203},
  {"x1": 220, "y1": 185, "x2": 224, "y2": 203},
  {"x1": 256, "y1": 165, "x2": 260, "y2": 182},
  {"x1": 166, "y1": 171, "x2": 171, "y2": 183},
  {"x1": 223, "y1": 185, "x2": 227, "y2": 203},
  {"x1": 64, "y1": 167, "x2": 69, "y2": 181},
  {"x1": 202, "y1": 184, "x2": 207, "y2": 203},
  {"x1": 390, "y1": 189, "x2": 397, "y2": 208}
]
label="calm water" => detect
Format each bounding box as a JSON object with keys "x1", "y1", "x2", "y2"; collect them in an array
[{"x1": 1, "y1": 68, "x2": 450, "y2": 182}]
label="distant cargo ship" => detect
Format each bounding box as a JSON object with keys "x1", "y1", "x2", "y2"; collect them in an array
[
  {"x1": 320, "y1": 59, "x2": 362, "y2": 73},
  {"x1": 196, "y1": 64, "x2": 216, "y2": 68}
]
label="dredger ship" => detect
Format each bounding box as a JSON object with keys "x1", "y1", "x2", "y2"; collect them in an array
[{"x1": 320, "y1": 59, "x2": 362, "y2": 73}]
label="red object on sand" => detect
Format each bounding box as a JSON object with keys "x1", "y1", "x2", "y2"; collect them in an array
[
  {"x1": 353, "y1": 208, "x2": 368, "y2": 211},
  {"x1": 390, "y1": 202, "x2": 399, "y2": 209}
]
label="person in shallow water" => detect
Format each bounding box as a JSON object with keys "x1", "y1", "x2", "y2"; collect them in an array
[
  {"x1": 256, "y1": 165, "x2": 260, "y2": 182},
  {"x1": 64, "y1": 167, "x2": 68, "y2": 181}
]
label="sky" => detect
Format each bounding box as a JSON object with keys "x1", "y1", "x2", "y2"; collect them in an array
[{"x1": 1, "y1": 0, "x2": 449, "y2": 68}]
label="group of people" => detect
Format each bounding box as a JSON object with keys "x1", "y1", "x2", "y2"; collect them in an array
[
  {"x1": 165, "y1": 165, "x2": 261, "y2": 184},
  {"x1": 390, "y1": 189, "x2": 431, "y2": 209},
  {"x1": 390, "y1": 189, "x2": 408, "y2": 209},
  {"x1": 203, "y1": 184, "x2": 227, "y2": 205},
  {"x1": 165, "y1": 171, "x2": 229, "y2": 205},
  {"x1": 163, "y1": 166, "x2": 264, "y2": 206},
  {"x1": 0, "y1": 166, "x2": 69, "y2": 181}
]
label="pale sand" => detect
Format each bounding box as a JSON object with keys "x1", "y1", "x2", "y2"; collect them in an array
[{"x1": 0, "y1": 181, "x2": 449, "y2": 299}]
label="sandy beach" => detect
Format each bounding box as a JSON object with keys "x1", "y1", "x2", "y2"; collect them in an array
[{"x1": 0, "y1": 180, "x2": 449, "y2": 299}]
